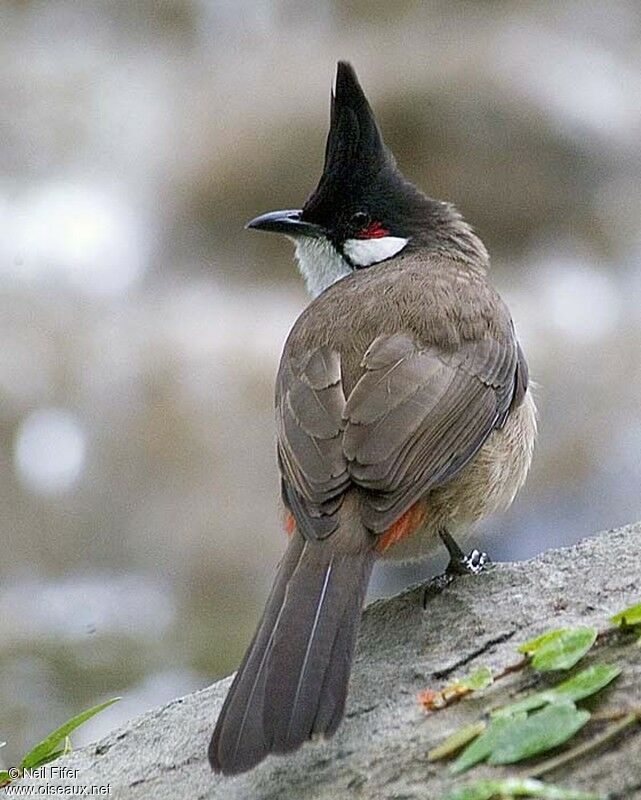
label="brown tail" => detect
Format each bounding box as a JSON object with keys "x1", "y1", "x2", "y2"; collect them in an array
[{"x1": 208, "y1": 511, "x2": 376, "y2": 775}]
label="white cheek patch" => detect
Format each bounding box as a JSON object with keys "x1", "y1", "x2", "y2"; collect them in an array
[{"x1": 343, "y1": 236, "x2": 409, "y2": 267}]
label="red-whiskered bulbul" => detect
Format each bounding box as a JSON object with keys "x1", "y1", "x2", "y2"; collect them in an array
[{"x1": 209, "y1": 61, "x2": 537, "y2": 775}]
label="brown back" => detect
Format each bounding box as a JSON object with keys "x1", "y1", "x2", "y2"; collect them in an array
[{"x1": 277, "y1": 252, "x2": 526, "y2": 537}]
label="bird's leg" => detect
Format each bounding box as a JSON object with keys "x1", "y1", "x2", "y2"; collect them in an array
[
  {"x1": 422, "y1": 529, "x2": 491, "y2": 608},
  {"x1": 439, "y1": 530, "x2": 491, "y2": 576}
]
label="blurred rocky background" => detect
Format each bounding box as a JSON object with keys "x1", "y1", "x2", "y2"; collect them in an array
[{"x1": 1, "y1": 0, "x2": 640, "y2": 766}]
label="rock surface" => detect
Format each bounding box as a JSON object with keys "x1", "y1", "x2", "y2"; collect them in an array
[{"x1": 19, "y1": 524, "x2": 641, "y2": 799}]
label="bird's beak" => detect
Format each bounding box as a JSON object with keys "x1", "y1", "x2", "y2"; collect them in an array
[{"x1": 245, "y1": 209, "x2": 325, "y2": 238}]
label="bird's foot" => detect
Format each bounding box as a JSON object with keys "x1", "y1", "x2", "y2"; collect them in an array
[
  {"x1": 447, "y1": 546, "x2": 490, "y2": 576},
  {"x1": 422, "y1": 530, "x2": 492, "y2": 609},
  {"x1": 439, "y1": 529, "x2": 491, "y2": 576}
]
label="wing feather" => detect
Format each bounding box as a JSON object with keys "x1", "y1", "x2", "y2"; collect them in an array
[{"x1": 276, "y1": 326, "x2": 526, "y2": 539}]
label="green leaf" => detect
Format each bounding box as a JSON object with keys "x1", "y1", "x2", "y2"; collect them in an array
[
  {"x1": 493, "y1": 663, "x2": 621, "y2": 718},
  {"x1": 454, "y1": 704, "x2": 590, "y2": 773},
  {"x1": 519, "y1": 630, "x2": 568, "y2": 654},
  {"x1": 28, "y1": 747, "x2": 67, "y2": 770},
  {"x1": 20, "y1": 697, "x2": 120, "y2": 771},
  {"x1": 456, "y1": 666, "x2": 494, "y2": 691},
  {"x1": 487, "y1": 702, "x2": 590, "y2": 765},
  {"x1": 518, "y1": 627, "x2": 597, "y2": 671},
  {"x1": 611, "y1": 602, "x2": 641, "y2": 627},
  {"x1": 443, "y1": 777, "x2": 605, "y2": 800},
  {"x1": 428, "y1": 721, "x2": 487, "y2": 762},
  {"x1": 451, "y1": 714, "x2": 527, "y2": 774},
  {"x1": 0, "y1": 770, "x2": 12, "y2": 787}
]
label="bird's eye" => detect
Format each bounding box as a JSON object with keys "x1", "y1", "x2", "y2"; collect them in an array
[{"x1": 350, "y1": 211, "x2": 369, "y2": 227}]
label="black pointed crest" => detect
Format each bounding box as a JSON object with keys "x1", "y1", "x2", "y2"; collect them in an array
[
  {"x1": 302, "y1": 62, "x2": 397, "y2": 226},
  {"x1": 326, "y1": 62, "x2": 387, "y2": 177}
]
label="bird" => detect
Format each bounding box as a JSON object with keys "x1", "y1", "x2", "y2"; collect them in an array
[{"x1": 209, "y1": 61, "x2": 537, "y2": 776}]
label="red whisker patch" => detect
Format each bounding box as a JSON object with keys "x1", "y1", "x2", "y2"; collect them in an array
[{"x1": 357, "y1": 221, "x2": 389, "y2": 239}]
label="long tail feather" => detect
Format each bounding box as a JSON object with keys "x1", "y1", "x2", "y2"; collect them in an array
[{"x1": 209, "y1": 518, "x2": 375, "y2": 775}]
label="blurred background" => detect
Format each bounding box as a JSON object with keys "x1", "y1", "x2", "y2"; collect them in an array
[{"x1": 1, "y1": 0, "x2": 641, "y2": 765}]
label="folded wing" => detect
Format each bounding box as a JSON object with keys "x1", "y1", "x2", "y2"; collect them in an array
[{"x1": 277, "y1": 331, "x2": 524, "y2": 537}]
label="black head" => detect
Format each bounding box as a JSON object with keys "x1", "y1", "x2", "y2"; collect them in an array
[
  {"x1": 247, "y1": 62, "x2": 484, "y2": 291},
  {"x1": 248, "y1": 63, "x2": 420, "y2": 254},
  {"x1": 300, "y1": 61, "x2": 418, "y2": 244}
]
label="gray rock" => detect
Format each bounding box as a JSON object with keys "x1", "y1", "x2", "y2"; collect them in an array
[{"x1": 18, "y1": 523, "x2": 641, "y2": 799}]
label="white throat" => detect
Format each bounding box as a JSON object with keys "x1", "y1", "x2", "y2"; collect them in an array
[
  {"x1": 293, "y1": 237, "x2": 351, "y2": 297},
  {"x1": 293, "y1": 235, "x2": 409, "y2": 297}
]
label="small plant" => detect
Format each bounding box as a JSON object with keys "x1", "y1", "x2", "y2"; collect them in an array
[
  {"x1": 0, "y1": 698, "x2": 120, "y2": 787},
  {"x1": 442, "y1": 777, "x2": 604, "y2": 800},
  {"x1": 424, "y1": 600, "x2": 641, "y2": 799}
]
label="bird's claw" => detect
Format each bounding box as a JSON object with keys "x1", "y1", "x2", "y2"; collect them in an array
[
  {"x1": 439, "y1": 530, "x2": 492, "y2": 576},
  {"x1": 448, "y1": 547, "x2": 491, "y2": 576},
  {"x1": 422, "y1": 531, "x2": 492, "y2": 609}
]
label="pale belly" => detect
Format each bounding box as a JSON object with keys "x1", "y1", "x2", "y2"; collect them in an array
[{"x1": 380, "y1": 390, "x2": 538, "y2": 563}]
